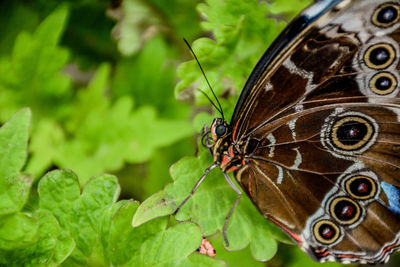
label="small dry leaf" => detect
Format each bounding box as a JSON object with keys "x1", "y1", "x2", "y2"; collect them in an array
[{"x1": 197, "y1": 237, "x2": 216, "y2": 257}]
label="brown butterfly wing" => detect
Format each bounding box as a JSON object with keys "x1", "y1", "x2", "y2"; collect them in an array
[
  {"x1": 231, "y1": 0, "x2": 400, "y2": 263},
  {"x1": 239, "y1": 105, "x2": 400, "y2": 263}
]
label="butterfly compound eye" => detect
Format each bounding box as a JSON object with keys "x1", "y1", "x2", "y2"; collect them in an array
[{"x1": 215, "y1": 124, "x2": 227, "y2": 137}]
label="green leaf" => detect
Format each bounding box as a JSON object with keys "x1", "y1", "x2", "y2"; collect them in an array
[
  {"x1": 0, "y1": 213, "x2": 75, "y2": 266},
  {"x1": 39, "y1": 169, "x2": 120, "y2": 265},
  {"x1": 66, "y1": 63, "x2": 111, "y2": 132},
  {"x1": 126, "y1": 222, "x2": 204, "y2": 266},
  {"x1": 225, "y1": 200, "x2": 278, "y2": 261},
  {"x1": 69, "y1": 174, "x2": 120, "y2": 263},
  {"x1": 98, "y1": 200, "x2": 127, "y2": 252},
  {"x1": 0, "y1": 5, "x2": 70, "y2": 122},
  {"x1": 101, "y1": 200, "x2": 168, "y2": 265},
  {"x1": 133, "y1": 149, "x2": 278, "y2": 261},
  {"x1": 0, "y1": 108, "x2": 32, "y2": 215},
  {"x1": 53, "y1": 230, "x2": 75, "y2": 265},
  {"x1": 25, "y1": 119, "x2": 65, "y2": 180},
  {"x1": 0, "y1": 213, "x2": 38, "y2": 250},
  {"x1": 0, "y1": 108, "x2": 30, "y2": 180},
  {"x1": 132, "y1": 190, "x2": 174, "y2": 227},
  {"x1": 38, "y1": 170, "x2": 81, "y2": 227}
]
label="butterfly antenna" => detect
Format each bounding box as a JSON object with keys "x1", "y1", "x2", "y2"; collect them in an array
[
  {"x1": 183, "y1": 38, "x2": 225, "y2": 120},
  {"x1": 198, "y1": 89, "x2": 223, "y2": 115}
]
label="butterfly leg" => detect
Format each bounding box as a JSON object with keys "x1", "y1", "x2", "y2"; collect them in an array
[
  {"x1": 173, "y1": 163, "x2": 218, "y2": 216},
  {"x1": 223, "y1": 172, "x2": 242, "y2": 247}
]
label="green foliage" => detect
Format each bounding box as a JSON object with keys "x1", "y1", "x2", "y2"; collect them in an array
[
  {"x1": 0, "y1": 4, "x2": 193, "y2": 184},
  {"x1": 1, "y1": 0, "x2": 398, "y2": 266},
  {"x1": 0, "y1": 110, "x2": 222, "y2": 266},
  {"x1": 133, "y1": 149, "x2": 279, "y2": 261},
  {"x1": 0, "y1": 5, "x2": 70, "y2": 122},
  {"x1": 175, "y1": 0, "x2": 306, "y2": 118},
  {"x1": 0, "y1": 109, "x2": 32, "y2": 215}
]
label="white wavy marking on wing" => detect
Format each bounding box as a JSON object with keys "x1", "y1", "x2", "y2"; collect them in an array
[
  {"x1": 267, "y1": 133, "x2": 276, "y2": 157},
  {"x1": 283, "y1": 58, "x2": 317, "y2": 93}
]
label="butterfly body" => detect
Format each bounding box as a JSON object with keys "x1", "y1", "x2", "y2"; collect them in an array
[{"x1": 207, "y1": 0, "x2": 400, "y2": 263}]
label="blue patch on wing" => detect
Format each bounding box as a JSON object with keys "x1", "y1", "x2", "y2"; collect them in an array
[
  {"x1": 381, "y1": 181, "x2": 400, "y2": 215},
  {"x1": 303, "y1": 0, "x2": 344, "y2": 20}
]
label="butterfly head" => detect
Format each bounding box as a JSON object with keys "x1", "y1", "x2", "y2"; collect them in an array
[
  {"x1": 210, "y1": 118, "x2": 229, "y2": 141},
  {"x1": 202, "y1": 118, "x2": 242, "y2": 172},
  {"x1": 202, "y1": 118, "x2": 229, "y2": 149}
]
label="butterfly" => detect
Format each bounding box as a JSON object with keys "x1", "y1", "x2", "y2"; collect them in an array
[{"x1": 175, "y1": 0, "x2": 400, "y2": 264}]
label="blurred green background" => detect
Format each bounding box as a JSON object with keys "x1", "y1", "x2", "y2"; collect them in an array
[
  {"x1": 0, "y1": 0, "x2": 311, "y2": 209},
  {"x1": 1, "y1": 0, "x2": 399, "y2": 266}
]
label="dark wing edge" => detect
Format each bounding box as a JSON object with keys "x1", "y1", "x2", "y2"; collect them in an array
[{"x1": 230, "y1": 0, "x2": 344, "y2": 125}]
